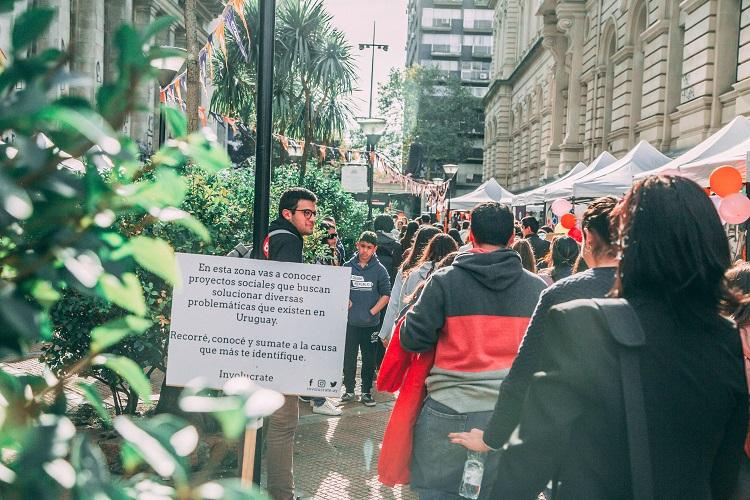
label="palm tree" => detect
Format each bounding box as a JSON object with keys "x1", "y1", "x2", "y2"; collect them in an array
[{"x1": 211, "y1": 0, "x2": 356, "y2": 181}]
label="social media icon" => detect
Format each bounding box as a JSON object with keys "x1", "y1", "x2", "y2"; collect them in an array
[
  {"x1": 330, "y1": 381, "x2": 337, "y2": 388},
  {"x1": 317, "y1": 379, "x2": 326, "y2": 388}
]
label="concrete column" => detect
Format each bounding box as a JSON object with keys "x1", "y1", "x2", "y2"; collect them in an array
[
  {"x1": 33, "y1": 0, "x2": 70, "y2": 96},
  {"x1": 542, "y1": 29, "x2": 567, "y2": 176},
  {"x1": 104, "y1": 0, "x2": 132, "y2": 82},
  {"x1": 70, "y1": 0, "x2": 105, "y2": 101},
  {"x1": 130, "y1": 0, "x2": 157, "y2": 154},
  {"x1": 557, "y1": 5, "x2": 586, "y2": 169}
]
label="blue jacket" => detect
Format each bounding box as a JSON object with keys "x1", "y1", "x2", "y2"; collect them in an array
[{"x1": 344, "y1": 254, "x2": 391, "y2": 327}]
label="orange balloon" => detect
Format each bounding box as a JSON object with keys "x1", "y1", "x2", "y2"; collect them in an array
[
  {"x1": 560, "y1": 213, "x2": 576, "y2": 230},
  {"x1": 710, "y1": 165, "x2": 743, "y2": 197}
]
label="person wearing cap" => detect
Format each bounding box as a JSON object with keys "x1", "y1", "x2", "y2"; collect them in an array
[{"x1": 342, "y1": 231, "x2": 392, "y2": 406}]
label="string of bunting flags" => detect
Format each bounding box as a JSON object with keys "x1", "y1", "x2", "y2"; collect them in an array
[{"x1": 156, "y1": 0, "x2": 449, "y2": 207}]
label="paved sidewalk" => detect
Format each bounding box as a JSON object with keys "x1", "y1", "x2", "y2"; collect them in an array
[{"x1": 278, "y1": 390, "x2": 417, "y2": 500}]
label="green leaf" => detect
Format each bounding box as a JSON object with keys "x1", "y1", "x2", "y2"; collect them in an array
[
  {"x1": 12, "y1": 7, "x2": 55, "y2": 54},
  {"x1": 163, "y1": 105, "x2": 187, "y2": 138},
  {"x1": 75, "y1": 382, "x2": 112, "y2": 426},
  {"x1": 95, "y1": 355, "x2": 152, "y2": 405},
  {"x1": 98, "y1": 273, "x2": 147, "y2": 316},
  {"x1": 120, "y1": 441, "x2": 143, "y2": 474},
  {"x1": 36, "y1": 106, "x2": 120, "y2": 155},
  {"x1": 0, "y1": 0, "x2": 18, "y2": 14},
  {"x1": 90, "y1": 315, "x2": 153, "y2": 353},
  {"x1": 29, "y1": 280, "x2": 61, "y2": 308},
  {"x1": 141, "y1": 16, "x2": 178, "y2": 43},
  {"x1": 212, "y1": 407, "x2": 247, "y2": 440},
  {"x1": 185, "y1": 135, "x2": 230, "y2": 173},
  {"x1": 128, "y1": 236, "x2": 178, "y2": 285},
  {"x1": 156, "y1": 208, "x2": 211, "y2": 242},
  {"x1": 112, "y1": 416, "x2": 184, "y2": 479}
]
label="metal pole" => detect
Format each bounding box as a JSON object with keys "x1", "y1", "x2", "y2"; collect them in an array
[
  {"x1": 368, "y1": 22, "x2": 376, "y2": 118},
  {"x1": 446, "y1": 177, "x2": 452, "y2": 231},
  {"x1": 367, "y1": 143, "x2": 374, "y2": 221},
  {"x1": 250, "y1": 0, "x2": 275, "y2": 485}
]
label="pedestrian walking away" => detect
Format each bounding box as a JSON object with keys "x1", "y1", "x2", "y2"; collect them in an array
[{"x1": 400, "y1": 202, "x2": 546, "y2": 499}]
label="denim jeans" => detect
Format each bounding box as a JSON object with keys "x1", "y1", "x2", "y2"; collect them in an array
[{"x1": 411, "y1": 398, "x2": 499, "y2": 500}]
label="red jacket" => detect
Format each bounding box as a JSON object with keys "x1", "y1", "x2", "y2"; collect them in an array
[{"x1": 376, "y1": 316, "x2": 434, "y2": 486}]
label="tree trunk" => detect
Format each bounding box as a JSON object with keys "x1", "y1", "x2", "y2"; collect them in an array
[
  {"x1": 184, "y1": 0, "x2": 200, "y2": 132},
  {"x1": 299, "y1": 91, "x2": 312, "y2": 183}
]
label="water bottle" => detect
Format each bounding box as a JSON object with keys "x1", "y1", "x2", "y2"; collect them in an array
[{"x1": 458, "y1": 450, "x2": 485, "y2": 499}]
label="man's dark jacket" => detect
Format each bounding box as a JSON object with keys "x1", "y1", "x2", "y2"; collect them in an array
[
  {"x1": 525, "y1": 233, "x2": 550, "y2": 261},
  {"x1": 267, "y1": 217, "x2": 302, "y2": 263},
  {"x1": 375, "y1": 230, "x2": 403, "y2": 285},
  {"x1": 491, "y1": 296, "x2": 747, "y2": 499}
]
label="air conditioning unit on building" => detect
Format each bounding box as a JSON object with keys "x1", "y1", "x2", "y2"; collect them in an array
[{"x1": 479, "y1": 72, "x2": 489, "y2": 80}]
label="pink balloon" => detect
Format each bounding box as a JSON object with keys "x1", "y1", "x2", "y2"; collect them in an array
[
  {"x1": 710, "y1": 195, "x2": 726, "y2": 224},
  {"x1": 718, "y1": 193, "x2": 750, "y2": 225},
  {"x1": 550, "y1": 198, "x2": 573, "y2": 217}
]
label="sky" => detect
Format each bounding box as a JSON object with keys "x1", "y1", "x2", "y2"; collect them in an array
[{"x1": 323, "y1": 0, "x2": 409, "y2": 119}]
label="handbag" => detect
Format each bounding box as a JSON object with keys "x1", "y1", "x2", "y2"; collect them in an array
[
  {"x1": 548, "y1": 299, "x2": 654, "y2": 500},
  {"x1": 592, "y1": 298, "x2": 655, "y2": 500}
]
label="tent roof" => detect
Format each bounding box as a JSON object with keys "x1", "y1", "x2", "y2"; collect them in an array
[
  {"x1": 543, "y1": 151, "x2": 617, "y2": 201},
  {"x1": 634, "y1": 115, "x2": 750, "y2": 182},
  {"x1": 673, "y1": 136, "x2": 750, "y2": 185},
  {"x1": 450, "y1": 178, "x2": 514, "y2": 210},
  {"x1": 573, "y1": 141, "x2": 670, "y2": 199},
  {"x1": 513, "y1": 162, "x2": 587, "y2": 206}
]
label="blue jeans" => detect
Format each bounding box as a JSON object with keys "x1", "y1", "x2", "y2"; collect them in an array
[{"x1": 411, "y1": 398, "x2": 499, "y2": 500}]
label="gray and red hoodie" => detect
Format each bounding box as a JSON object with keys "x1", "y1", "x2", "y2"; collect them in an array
[{"x1": 400, "y1": 248, "x2": 546, "y2": 413}]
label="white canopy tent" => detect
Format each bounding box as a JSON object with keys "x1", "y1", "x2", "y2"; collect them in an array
[
  {"x1": 634, "y1": 115, "x2": 750, "y2": 183},
  {"x1": 573, "y1": 141, "x2": 671, "y2": 199},
  {"x1": 673, "y1": 138, "x2": 750, "y2": 185},
  {"x1": 543, "y1": 151, "x2": 617, "y2": 201},
  {"x1": 513, "y1": 162, "x2": 587, "y2": 206},
  {"x1": 449, "y1": 178, "x2": 514, "y2": 211}
]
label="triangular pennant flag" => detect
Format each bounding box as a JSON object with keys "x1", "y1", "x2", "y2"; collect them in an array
[
  {"x1": 224, "y1": 9, "x2": 248, "y2": 61},
  {"x1": 319, "y1": 146, "x2": 326, "y2": 160},
  {"x1": 215, "y1": 21, "x2": 228, "y2": 62},
  {"x1": 230, "y1": 0, "x2": 251, "y2": 40},
  {"x1": 159, "y1": 90, "x2": 166, "y2": 103},
  {"x1": 280, "y1": 135, "x2": 289, "y2": 151},
  {"x1": 198, "y1": 106, "x2": 207, "y2": 128}
]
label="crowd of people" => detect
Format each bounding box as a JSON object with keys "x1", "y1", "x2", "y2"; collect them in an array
[{"x1": 259, "y1": 175, "x2": 750, "y2": 500}]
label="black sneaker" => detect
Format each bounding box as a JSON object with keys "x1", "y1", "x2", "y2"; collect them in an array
[
  {"x1": 361, "y1": 393, "x2": 376, "y2": 407},
  {"x1": 340, "y1": 392, "x2": 355, "y2": 403}
]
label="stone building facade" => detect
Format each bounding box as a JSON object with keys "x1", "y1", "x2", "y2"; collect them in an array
[
  {"x1": 0, "y1": 0, "x2": 224, "y2": 154},
  {"x1": 484, "y1": 0, "x2": 750, "y2": 192}
]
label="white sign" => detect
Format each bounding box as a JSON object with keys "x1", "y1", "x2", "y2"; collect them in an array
[
  {"x1": 166, "y1": 253, "x2": 351, "y2": 396},
  {"x1": 341, "y1": 164, "x2": 369, "y2": 193}
]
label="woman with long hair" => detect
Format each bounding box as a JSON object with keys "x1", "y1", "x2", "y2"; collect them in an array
[
  {"x1": 400, "y1": 221, "x2": 419, "y2": 257},
  {"x1": 456, "y1": 176, "x2": 747, "y2": 499},
  {"x1": 511, "y1": 238, "x2": 537, "y2": 274},
  {"x1": 378, "y1": 226, "x2": 442, "y2": 343},
  {"x1": 401, "y1": 234, "x2": 458, "y2": 305},
  {"x1": 538, "y1": 235, "x2": 579, "y2": 284}
]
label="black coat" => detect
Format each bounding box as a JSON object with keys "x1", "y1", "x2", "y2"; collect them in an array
[
  {"x1": 375, "y1": 231, "x2": 403, "y2": 285},
  {"x1": 267, "y1": 217, "x2": 303, "y2": 263},
  {"x1": 525, "y1": 233, "x2": 550, "y2": 262},
  {"x1": 491, "y1": 295, "x2": 747, "y2": 500}
]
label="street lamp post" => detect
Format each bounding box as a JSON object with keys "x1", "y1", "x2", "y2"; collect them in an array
[
  {"x1": 356, "y1": 117, "x2": 387, "y2": 221},
  {"x1": 442, "y1": 164, "x2": 459, "y2": 230},
  {"x1": 359, "y1": 22, "x2": 389, "y2": 118}
]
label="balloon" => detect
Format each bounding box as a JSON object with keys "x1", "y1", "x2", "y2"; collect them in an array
[
  {"x1": 560, "y1": 213, "x2": 576, "y2": 230},
  {"x1": 567, "y1": 226, "x2": 582, "y2": 243},
  {"x1": 710, "y1": 195, "x2": 726, "y2": 224},
  {"x1": 709, "y1": 165, "x2": 743, "y2": 197},
  {"x1": 550, "y1": 198, "x2": 573, "y2": 217},
  {"x1": 718, "y1": 193, "x2": 750, "y2": 224}
]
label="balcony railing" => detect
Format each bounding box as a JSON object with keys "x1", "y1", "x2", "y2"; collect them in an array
[
  {"x1": 463, "y1": 20, "x2": 493, "y2": 32},
  {"x1": 424, "y1": 18, "x2": 453, "y2": 30},
  {"x1": 433, "y1": 0, "x2": 462, "y2": 5},
  {"x1": 471, "y1": 45, "x2": 492, "y2": 57},
  {"x1": 430, "y1": 44, "x2": 461, "y2": 56}
]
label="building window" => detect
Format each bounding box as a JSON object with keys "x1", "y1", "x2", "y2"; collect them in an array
[
  {"x1": 467, "y1": 86, "x2": 489, "y2": 98},
  {"x1": 422, "y1": 8, "x2": 462, "y2": 29},
  {"x1": 463, "y1": 9, "x2": 493, "y2": 31},
  {"x1": 461, "y1": 61, "x2": 491, "y2": 81},
  {"x1": 423, "y1": 33, "x2": 462, "y2": 55},
  {"x1": 421, "y1": 59, "x2": 459, "y2": 78},
  {"x1": 462, "y1": 34, "x2": 493, "y2": 57}
]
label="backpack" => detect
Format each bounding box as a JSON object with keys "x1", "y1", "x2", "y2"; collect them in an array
[{"x1": 226, "y1": 229, "x2": 296, "y2": 259}]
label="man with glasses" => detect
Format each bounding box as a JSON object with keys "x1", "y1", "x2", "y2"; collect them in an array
[{"x1": 264, "y1": 187, "x2": 317, "y2": 500}]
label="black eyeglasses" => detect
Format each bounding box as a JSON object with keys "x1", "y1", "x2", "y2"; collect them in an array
[
  {"x1": 290, "y1": 208, "x2": 317, "y2": 219},
  {"x1": 326, "y1": 233, "x2": 338, "y2": 239}
]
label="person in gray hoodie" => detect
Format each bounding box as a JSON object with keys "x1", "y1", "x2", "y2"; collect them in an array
[{"x1": 342, "y1": 231, "x2": 391, "y2": 406}]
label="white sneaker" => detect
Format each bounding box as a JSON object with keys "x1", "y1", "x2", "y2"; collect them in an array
[{"x1": 311, "y1": 399, "x2": 342, "y2": 416}]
